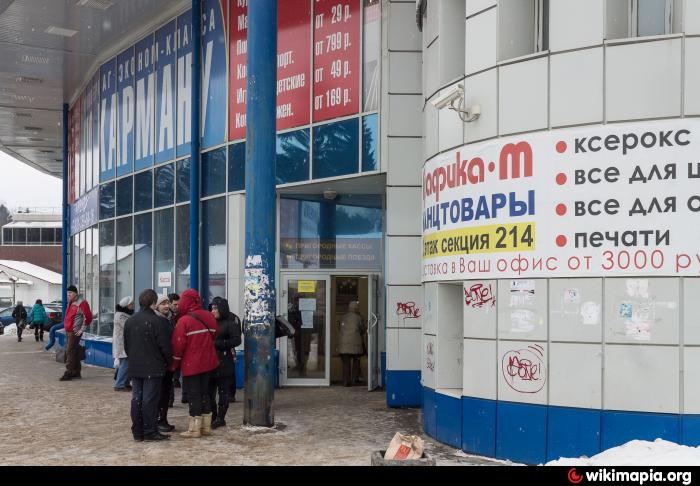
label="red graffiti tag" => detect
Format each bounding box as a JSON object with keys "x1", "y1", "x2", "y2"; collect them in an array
[
  {"x1": 396, "y1": 301, "x2": 421, "y2": 325},
  {"x1": 464, "y1": 283, "x2": 496, "y2": 309},
  {"x1": 501, "y1": 345, "x2": 546, "y2": 394}
]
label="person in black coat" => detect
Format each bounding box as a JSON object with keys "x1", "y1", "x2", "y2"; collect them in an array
[
  {"x1": 123, "y1": 289, "x2": 173, "y2": 442},
  {"x1": 208, "y1": 297, "x2": 242, "y2": 429},
  {"x1": 12, "y1": 302, "x2": 27, "y2": 343}
]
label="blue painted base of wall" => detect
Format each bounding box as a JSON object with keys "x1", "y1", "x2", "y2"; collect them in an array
[
  {"x1": 602, "y1": 410, "x2": 680, "y2": 451},
  {"x1": 423, "y1": 387, "x2": 436, "y2": 438},
  {"x1": 436, "y1": 392, "x2": 461, "y2": 448},
  {"x1": 496, "y1": 401, "x2": 547, "y2": 464},
  {"x1": 547, "y1": 406, "x2": 601, "y2": 462},
  {"x1": 385, "y1": 370, "x2": 421, "y2": 407},
  {"x1": 462, "y1": 396, "x2": 496, "y2": 457}
]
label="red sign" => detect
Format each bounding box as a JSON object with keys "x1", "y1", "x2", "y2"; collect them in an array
[
  {"x1": 312, "y1": 0, "x2": 361, "y2": 122},
  {"x1": 277, "y1": 0, "x2": 311, "y2": 130},
  {"x1": 228, "y1": 0, "x2": 248, "y2": 141}
]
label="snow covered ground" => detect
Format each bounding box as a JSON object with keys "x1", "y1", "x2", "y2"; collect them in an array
[{"x1": 547, "y1": 439, "x2": 700, "y2": 466}]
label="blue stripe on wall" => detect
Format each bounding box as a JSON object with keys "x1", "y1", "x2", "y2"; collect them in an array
[
  {"x1": 385, "y1": 370, "x2": 421, "y2": 407},
  {"x1": 496, "y1": 401, "x2": 548, "y2": 464},
  {"x1": 681, "y1": 415, "x2": 700, "y2": 447},
  {"x1": 547, "y1": 406, "x2": 601, "y2": 462},
  {"x1": 601, "y1": 410, "x2": 680, "y2": 451},
  {"x1": 462, "y1": 396, "x2": 496, "y2": 457},
  {"x1": 423, "y1": 387, "x2": 437, "y2": 438},
  {"x1": 436, "y1": 392, "x2": 462, "y2": 448}
]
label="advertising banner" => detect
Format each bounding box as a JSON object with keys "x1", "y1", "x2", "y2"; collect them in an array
[
  {"x1": 99, "y1": 58, "x2": 117, "y2": 182},
  {"x1": 312, "y1": 0, "x2": 360, "y2": 122},
  {"x1": 91, "y1": 73, "x2": 100, "y2": 184},
  {"x1": 70, "y1": 187, "x2": 99, "y2": 236},
  {"x1": 117, "y1": 46, "x2": 135, "y2": 176},
  {"x1": 422, "y1": 120, "x2": 700, "y2": 280},
  {"x1": 135, "y1": 34, "x2": 155, "y2": 170},
  {"x1": 277, "y1": 0, "x2": 311, "y2": 131},
  {"x1": 176, "y1": 10, "x2": 193, "y2": 157},
  {"x1": 228, "y1": 0, "x2": 247, "y2": 141},
  {"x1": 155, "y1": 20, "x2": 176, "y2": 164},
  {"x1": 202, "y1": 0, "x2": 228, "y2": 149}
]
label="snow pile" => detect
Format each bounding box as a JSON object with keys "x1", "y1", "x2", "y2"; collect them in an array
[
  {"x1": 0, "y1": 323, "x2": 17, "y2": 336},
  {"x1": 546, "y1": 439, "x2": 700, "y2": 466}
]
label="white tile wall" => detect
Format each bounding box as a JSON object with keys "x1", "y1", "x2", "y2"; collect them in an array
[
  {"x1": 549, "y1": 343, "x2": 602, "y2": 409},
  {"x1": 605, "y1": 0, "x2": 629, "y2": 39},
  {"x1": 684, "y1": 38, "x2": 700, "y2": 116},
  {"x1": 464, "y1": 68, "x2": 497, "y2": 143},
  {"x1": 389, "y1": 1, "x2": 422, "y2": 51},
  {"x1": 550, "y1": 48, "x2": 604, "y2": 127},
  {"x1": 438, "y1": 82, "x2": 465, "y2": 151},
  {"x1": 684, "y1": 278, "x2": 700, "y2": 345},
  {"x1": 422, "y1": 333, "x2": 437, "y2": 388},
  {"x1": 498, "y1": 0, "x2": 536, "y2": 61},
  {"x1": 423, "y1": 282, "x2": 438, "y2": 335},
  {"x1": 498, "y1": 279, "x2": 548, "y2": 341},
  {"x1": 386, "y1": 236, "x2": 422, "y2": 285},
  {"x1": 604, "y1": 278, "x2": 680, "y2": 345},
  {"x1": 227, "y1": 195, "x2": 245, "y2": 317},
  {"x1": 684, "y1": 347, "x2": 700, "y2": 414},
  {"x1": 389, "y1": 52, "x2": 422, "y2": 94},
  {"x1": 387, "y1": 186, "x2": 422, "y2": 236},
  {"x1": 424, "y1": 0, "x2": 440, "y2": 49},
  {"x1": 438, "y1": 0, "x2": 466, "y2": 85},
  {"x1": 465, "y1": 7, "x2": 497, "y2": 75},
  {"x1": 388, "y1": 94, "x2": 423, "y2": 137},
  {"x1": 463, "y1": 338, "x2": 497, "y2": 399},
  {"x1": 549, "y1": 278, "x2": 603, "y2": 343},
  {"x1": 387, "y1": 285, "x2": 424, "y2": 329},
  {"x1": 424, "y1": 99, "x2": 439, "y2": 159},
  {"x1": 606, "y1": 39, "x2": 682, "y2": 122},
  {"x1": 387, "y1": 137, "x2": 422, "y2": 186},
  {"x1": 387, "y1": 327, "x2": 422, "y2": 370},
  {"x1": 465, "y1": 0, "x2": 496, "y2": 18},
  {"x1": 684, "y1": 0, "x2": 700, "y2": 35},
  {"x1": 604, "y1": 345, "x2": 679, "y2": 413},
  {"x1": 497, "y1": 340, "x2": 548, "y2": 405},
  {"x1": 498, "y1": 57, "x2": 548, "y2": 135},
  {"x1": 549, "y1": 0, "x2": 604, "y2": 52},
  {"x1": 437, "y1": 283, "x2": 464, "y2": 389},
  {"x1": 463, "y1": 280, "x2": 498, "y2": 339}
]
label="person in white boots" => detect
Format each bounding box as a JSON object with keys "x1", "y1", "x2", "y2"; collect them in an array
[{"x1": 170, "y1": 289, "x2": 219, "y2": 438}]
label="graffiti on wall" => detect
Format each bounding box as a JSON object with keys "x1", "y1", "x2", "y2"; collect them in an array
[
  {"x1": 501, "y1": 344, "x2": 546, "y2": 394},
  {"x1": 425, "y1": 341, "x2": 434, "y2": 372},
  {"x1": 464, "y1": 283, "x2": 496, "y2": 308},
  {"x1": 396, "y1": 301, "x2": 421, "y2": 325}
]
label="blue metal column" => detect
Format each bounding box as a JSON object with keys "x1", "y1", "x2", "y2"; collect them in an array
[
  {"x1": 189, "y1": 0, "x2": 202, "y2": 291},
  {"x1": 244, "y1": 0, "x2": 277, "y2": 427},
  {"x1": 61, "y1": 103, "x2": 69, "y2": 317}
]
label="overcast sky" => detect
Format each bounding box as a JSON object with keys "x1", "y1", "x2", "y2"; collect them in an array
[{"x1": 0, "y1": 151, "x2": 62, "y2": 210}]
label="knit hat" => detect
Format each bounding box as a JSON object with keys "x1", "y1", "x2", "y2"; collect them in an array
[
  {"x1": 67, "y1": 285, "x2": 78, "y2": 293},
  {"x1": 155, "y1": 294, "x2": 170, "y2": 307},
  {"x1": 119, "y1": 296, "x2": 133, "y2": 308}
]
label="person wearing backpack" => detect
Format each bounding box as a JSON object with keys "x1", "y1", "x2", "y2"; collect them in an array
[
  {"x1": 208, "y1": 297, "x2": 242, "y2": 429},
  {"x1": 30, "y1": 299, "x2": 48, "y2": 342},
  {"x1": 170, "y1": 289, "x2": 219, "y2": 438},
  {"x1": 12, "y1": 301, "x2": 27, "y2": 343}
]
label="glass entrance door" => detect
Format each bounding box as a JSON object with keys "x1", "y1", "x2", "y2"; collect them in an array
[{"x1": 280, "y1": 275, "x2": 330, "y2": 386}]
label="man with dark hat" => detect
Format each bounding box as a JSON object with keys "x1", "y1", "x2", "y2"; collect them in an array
[{"x1": 60, "y1": 285, "x2": 93, "y2": 381}]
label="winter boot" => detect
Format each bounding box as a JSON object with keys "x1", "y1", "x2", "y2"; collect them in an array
[
  {"x1": 180, "y1": 416, "x2": 201, "y2": 438},
  {"x1": 211, "y1": 405, "x2": 228, "y2": 429},
  {"x1": 201, "y1": 412, "x2": 213, "y2": 436}
]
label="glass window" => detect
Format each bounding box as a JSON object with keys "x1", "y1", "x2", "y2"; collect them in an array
[
  {"x1": 91, "y1": 227, "x2": 99, "y2": 317},
  {"x1": 498, "y1": 0, "x2": 547, "y2": 61},
  {"x1": 99, "y1": 220, "x2": 115, "y2": 337},
  {"x1": 201, "y1": 198, "x2": 226, "y2": 305},
  {"x1": 80, "y1": 232, "x2": 86, "y2": 295},
  {"x1": 202, "y1": 148, "x2": 226, "y2": 197},
  {"x1": 40, "y1": 228, "x2": 54, "y2": 244},
  {"x1": 100, "y1": 181, "x2": 116, "y2": 219},
  {"x1": 176, "y1": 204, "x2": 190, "y2": 293},
  {"x1": 3, "y1": 228, "x2": 11, "y2": 244},
  {"x1": 312, "y1": 118, "x2": 360, "y2": 180},
  {"x1": 115, "y1": 217, "x2": 133, "y2": 307},
  {"x1": 176, "y1": 158, "x2": 191, "y2": 203},
  {"x1": 134, "y1": 213, "x2": 153, "y2": 298},
  {"x1": 116, "y1": 176, "x2": 133, "y2": 216},
  {"x1": 55, "y1": 228, "x2": 62, "y2": 243},
  {"x1": 638, "y1": 0, "x2": 667, "y2": 36},
  {"x1": 27, "y1": 228, "x2": 40, "y2": 245},
  {"x1": 153, "y1": 208, "x2": 174, "y2": 293},
  {"x1": 228, "y1": 142, "x2": 245, "y2": 192},
  {"x1": 362, "y1": 114, "x2": 379, "y2": 172},
  {"x1": 154, "y1": 163, "x2": 175, "y2": 208},
  {"x1": 363, "y1": 0, "x2": 381, "y2": 112},
  {"x1": 134, "y1": 170, "x2": 153, "y2": 213},
  {"x1": 277, "y1": 129, "x2": 310, "y2": 185},
  {"x1": 72, "y1": 235, "x2": 79, "y2": 286},
  {"x1": 85, "y1": 227, "x2": 92, "y2": 319},
  {"x1": 14, "y1": 228, "x2": 26, "y2": 245}
]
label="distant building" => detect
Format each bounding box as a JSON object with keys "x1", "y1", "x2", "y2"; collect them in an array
[
  {"x1": 0, "y1": 260, "x2": 62, "y2": 307},
  {"x1": 0, "y1": 209, "x2": 61, "y2": 274}
]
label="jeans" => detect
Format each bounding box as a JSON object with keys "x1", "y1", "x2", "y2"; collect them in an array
[
  {"x1": 45, "y1": 323, "x2": 64, "y2": 350},
  {"x1": 114, "y1": 358, "x2": 129, "y2": 389},
  {"x1": 130, "y1": 377, "x2": 163, "y2": 439},
  {"x1": 182, "y1": 371, "x2": 212, "y2": 417}
]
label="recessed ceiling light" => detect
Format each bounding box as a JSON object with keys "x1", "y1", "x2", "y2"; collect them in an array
[
  {"x1": 15, "y1": 76, "x2": 43, "y2": 85},
  {"x1": 21, "y1": 54, "x2": 50, "y2": 65},
  {"x1": 24, "y1": 126, "x2": 43, "y2": 132},
  {"x1": 45, "y1": 26, "x2": 78, "y2": 37},
  {"x1": 76, "y1": 0, "x2": 114, "y2": 10}
]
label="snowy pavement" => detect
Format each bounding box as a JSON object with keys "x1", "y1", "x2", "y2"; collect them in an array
[{"x1": 0, "y1": 334, "x2": 504, "y2": 466}]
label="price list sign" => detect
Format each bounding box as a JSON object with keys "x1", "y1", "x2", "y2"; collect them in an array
[
  {"x1": 312, "y1": 0, "x2": 361, "y2": 122},
  {"x1": 228, "y1": 0, "x2": 248, "y2": 141}
]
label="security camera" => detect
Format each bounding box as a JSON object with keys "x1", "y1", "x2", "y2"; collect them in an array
[{"x1": 431, "y1": 84, "x2": 464, "y2": 110}]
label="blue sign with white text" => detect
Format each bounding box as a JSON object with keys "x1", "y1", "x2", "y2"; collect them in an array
[
  {"x1": 177, "y1": 10, "x2": 193, "y2": 157},
  {"x1": 91, "y1": 73, "x2": 100, "y2": 184},
  {"x1": 135, "y1": 35, "x2": 155, "y2": 170},
  {"x1": 156, "y1": 20, "x2": 176, "y2": 164},
  {"x1": 201, "y1": 0, "x2": 227, "y2": 149},
  {"x1": 100, "y1": 58, "x2": 117, "y2": 181},
  {"x1": 117, "y1": 47, "x2": 135, "y2": 176},
  {"x1": 70, "y1": 187, "x2": 99, "y2": 236}
]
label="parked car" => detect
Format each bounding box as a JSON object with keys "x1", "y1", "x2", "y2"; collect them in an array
[
  {"x1": 0, "y1": 305, "x2": 62, "y2": 332},
  {"x1": 0, "y1": 306, "x2": 34, "y2": 330}
]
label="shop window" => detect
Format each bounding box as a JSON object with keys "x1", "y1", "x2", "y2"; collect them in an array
[
  {"x1": 116, "y1": 177, "x2": 133, "y2": 217},
  {"x1": 13, "y1": 228, "x2": 27, "y2": 245},
  {"x1": 27, "y1": 228, "x2": 40, "y2": 245},
  {"x1": 201, "y1": 197, "x2": 226, "y2": 305},
  {"x1": 99, "y1": 220, "x2": 115, "y2": 337},
  {"x1": 115, "y1": 217, "x2": 133, "y2": 307},
  {"x1": 3, "y1": 228, "x2": 11, "y2": 245},
  {"x1": 175, "y1": 204, "x2": 190, "y2": 293},
  {"x1": 84, "y1": 228, "x2": 93, "y2": 318},
  {"x1": 607, "y1": 0, "x2": 681, "y2": 39},
  {"x1": 90, "y1": 227, "x2": 99, "y2": 319},
  {"x1": 176, "y1": 158, "x2": 191, "y2": 203},
  {"x1": 363, "y1": 0, "x2": 381, "y2": 111},
  {"x1": 153, "y1": 208, "x2": 174, "y2": 293},
  {"x1": 154, "y1": 163, "x2": 175, "y2": 208},
  {"x1": 79, "y1": 232, "x2": 86, "y2": 303},
  {"x1": 202, "y1": 148, "x2": 227, "y2": 197},
  {"x1": 312, "y1": 118, "x2": 360, "y2": 180},
  {"x1": 228, "y1": 142, "x2": 245, "y2": 192},
  {"x1": 362, "y1": 115, "x2": 379, "y2": 172},
  {"x1": 134, "y1": 213, "x2": 153, "y2": 298},
  {"x1": 498, "y1": 0, "x2": 549, "y2": 61},
  {"x1": 100, "y1": 182, "x2": 115, "y2": 219},
  {"x1": 134, "y1": 170, "x2": 153, "y2": 213},
  {"x1": 72, "y1": 235, "x2": 79, "y2": 287},
  {"x1": 277, "y1": 129, "x2": 310, "y2": 185}
]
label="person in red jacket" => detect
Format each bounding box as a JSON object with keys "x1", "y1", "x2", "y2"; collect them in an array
[
  {"x1": 170, "y1": 289, "x2": 219, "y2": 438},
  {"x1": 60, "y1": 285, "x2": 93, "y2": 381}
]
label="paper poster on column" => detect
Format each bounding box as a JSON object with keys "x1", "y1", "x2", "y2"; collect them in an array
[
  {"x1": 99, "y1": 58, "x2": 117, "y2": 182},
  {"x1": 422, "y1": 119, "x2": 700, "y2": 280},
  {"x1": 201, "y1": 0, "x2": 228, "y2": 149},
  {"x1": 155, "y1": 20, "x2": 176, "y2": 164}
]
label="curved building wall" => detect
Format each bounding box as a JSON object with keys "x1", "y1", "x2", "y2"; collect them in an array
[{"x1": 420, "y1": 0, "x2": 700, "y2": 464}]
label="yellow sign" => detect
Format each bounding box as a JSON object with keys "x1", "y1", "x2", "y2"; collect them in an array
[
  {"x1": 423, "y1": 222, "x2": 536, "y2": 259},
  {"x1": 298, "y1": 280, "x2": 317, "y2": 293}
]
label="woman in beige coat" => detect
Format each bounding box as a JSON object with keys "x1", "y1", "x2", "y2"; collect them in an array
[{"x1": 338, "y1": 301, "x2": 365, "y2": 386}]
